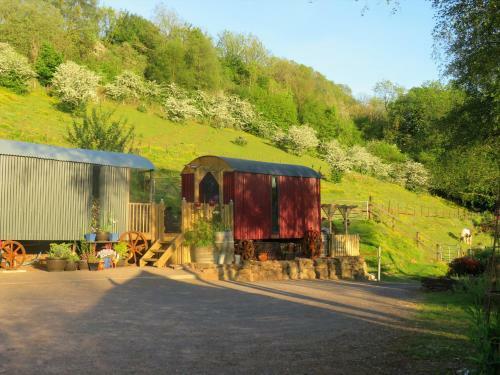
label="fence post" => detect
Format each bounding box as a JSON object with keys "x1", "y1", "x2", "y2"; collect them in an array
[
  {"x1": 368, "y1": 196, "x2": 372, "y2": 220},
  {"x1": 436, "y1": 244, "x2": 441, "y2": 261},
  {"x1": 377, "y1": 246, "x2": 382, "y2": 282},
  {"x1": 415, "y1": 232, "x2": 420, "y2": 248}
]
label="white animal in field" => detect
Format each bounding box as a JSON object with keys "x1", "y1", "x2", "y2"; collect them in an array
[{"x1": 460, "y1": 228, "x2": 472, "y2": 245}]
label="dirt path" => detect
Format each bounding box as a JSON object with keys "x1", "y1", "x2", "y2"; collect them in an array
[{"x1": 0, "y1": 268, "x2": 437, "y2": 374}]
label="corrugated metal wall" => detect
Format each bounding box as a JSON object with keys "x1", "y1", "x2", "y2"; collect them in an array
[
  {"x1": 0, "y1": 155, "x2": 130, "y2": 241},
  {"x1": 233, "y1": 172, "x2": 272, "y2": 240},
  {"x1": 99, "y1": 166, "x2": 129, "y2": 235}
]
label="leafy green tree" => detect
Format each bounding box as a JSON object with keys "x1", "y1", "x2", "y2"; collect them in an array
[
  {"x1": 0, "y1": 0, "x2": 68, "y2": 61},
  {"x1": 35, "y1": 43, "x2": 63, "y2": 86},
  {"x1": 373, "y1": 80, "x2": 404, "y2": 110},
  {"x1": 66, "y1": 107, "x2": 135, "y2": 152},
  {"x1": 432, "y1": 0, "x2": 499, "y2": 138}
]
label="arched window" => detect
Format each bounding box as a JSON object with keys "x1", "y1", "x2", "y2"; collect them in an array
[{"x1": 199, "y1": 172, "x2": 219, "y2": 204}]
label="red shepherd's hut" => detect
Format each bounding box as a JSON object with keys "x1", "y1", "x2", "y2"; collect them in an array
[{"x1": 180, "y1": 156, "x2": 321, "y2": 241}]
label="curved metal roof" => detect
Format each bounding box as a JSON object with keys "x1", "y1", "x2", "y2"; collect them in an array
[
  {"x1": 219, "y1": 156, "x2": 320, "y2": 178},
  {"x1": 0, "y1": 139, "x2": 155, "y2": 170}
]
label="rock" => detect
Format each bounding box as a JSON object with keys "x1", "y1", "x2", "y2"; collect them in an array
[
  {"x1": 288, "y1": 261, "x2": 299, "y2": 280},
  {"x1": 314, "y1": 258, "x2": 329, "y2": 280},
  {"x1": 297, "y1": 258, "x2": 316, "y2": 280}
]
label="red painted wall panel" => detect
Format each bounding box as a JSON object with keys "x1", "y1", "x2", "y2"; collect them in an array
[
  {"x1": 223, "y1": 172, "x2": 235, "y2": 204},
  {"x1": 181, "y1": 173, "x2": 194, "y2": 202},
  {"x1": 278, "y1": 176, "x2": 320, "y2": 238},
  {"x1": 233, "y1": 172, "x2": 272, "y2": 240}
]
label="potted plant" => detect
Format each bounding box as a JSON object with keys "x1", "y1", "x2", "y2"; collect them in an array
[
  {"x1": 185, "y1": 219, "x2": 216, "y2": 264},
  {"x1": 106, "y1": 213, "x2": 119, "y2": 242},
  {"x1": 114, "y1": 242, "x2": 129, "y2": 267},
  {"x1": 65, "y1": 252, "x2": 79, "y2": 271},
  {"x1": 97, "y1": 248, "x2": 116, "y2": 269},
  {"x1": 78, "y1": 241, "x2": 93, "y2": 270},
  {"x1": 46, "y1": 243, "x2": 71, "y2": 272},
  {"x1": 87, "y1": 254, "x2": 101, "y2": 271},
  {"x1": 85, "y1": 198, "x2": 99, "y2": 241}
]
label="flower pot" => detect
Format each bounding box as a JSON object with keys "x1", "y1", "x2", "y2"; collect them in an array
[
  {"x1": 96, "y1": 231, "x2": 110, "y2": 242},
  {"x1": 103, "y1": 257, "x2": 113, "y2": 269},
  {"x1": 46, "y1": 258, "x2": 67, "y2": 272},
  {"x1": 97, "y1": 261, "x2": 104, "y2": 271},
  {"x1": 78, "y1": 260, "x2": 89, "y2": 271},
  {"x1": 88, "y1": 262, "x2": 99, "y2": 271},
  {"x1": 214, "y1": 231, "x2": 226, "y2": 243},
  {"x1": 65, "y1": 260, "x2": 78, "y2": 271},
  {"x1": 258, "y1": 252, "x2": 268, "y2": 262},
  {"x1": 109, "y1": 232, "x2": 119, "y2": 242},
  {"x1": 194, "y1": 246, "x2": 216, "y2": 264},
  {"x1": 84, "y1": 233, "x2": 96, "y2": 242},
  {"x1": 116, "y1": 259, "x2": 127, "y2": 267}
]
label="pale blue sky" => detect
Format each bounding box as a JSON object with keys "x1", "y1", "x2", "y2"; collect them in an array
[{"x1": 101, "y1": 0, "x2": 441, "y2": 97}]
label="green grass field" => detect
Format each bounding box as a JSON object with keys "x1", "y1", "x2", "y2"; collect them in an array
[{"x1": 0, "y1": 87, "x2": 492, "y2": 278}]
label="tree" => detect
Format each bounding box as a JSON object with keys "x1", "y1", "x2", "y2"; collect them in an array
[
  {"x1": 373, "y1": 80, "x2": 404, "y2": 110},
  {"x1": 35, "y1": 43, "x2": 63, "y2": 86},
  {"x1": 0, "y1": 43, "x2": 36, "y2": 93},
  {"x1": 0, "y1": 0, "x2": 68, "y2": 61},
  {"x1": 66, "y1": 107, "x2": 135, "y2": 152},
  {"x1": 432, "y1": 0, "x2": 499, "y2": 142},
  {"x1": 51, "y1": 61, "x2": 100, "y2": 110}
]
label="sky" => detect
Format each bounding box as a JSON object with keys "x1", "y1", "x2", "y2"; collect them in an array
[{"x1": 101, "y1": 0, "x2": 441, "y2": 97}]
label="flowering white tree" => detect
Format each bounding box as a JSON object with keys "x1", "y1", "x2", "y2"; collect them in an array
[
  {"x1": 51, "y1": 61, "x2": 99, "y2": 110},
  {"x1": 284, "y1": 125, "x2": 319, "y2": 155},
  {"x1": 163, "y1": 96, "x2": 201, "y2": 122},
  {"x1": 0, "y1": 43, "x2": 36, "y2": 93},
  {"x1": 105, "y1": 71, "x2": 147, "y2": 102}
]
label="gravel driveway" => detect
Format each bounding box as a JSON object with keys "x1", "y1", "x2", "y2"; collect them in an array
[{"x1": 0, "y1": 268, "x2": 431, "y2": 374}]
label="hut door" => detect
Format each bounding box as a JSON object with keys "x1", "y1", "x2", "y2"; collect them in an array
[{"x1": 199, "y1": 172, "x2": 219, "y2": 204}]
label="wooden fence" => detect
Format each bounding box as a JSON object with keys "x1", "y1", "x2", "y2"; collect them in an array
[
  {"x1": 128, "y1": 202, "x2": 166, "y2": 241},
  {"x1": 330, "y1": 234, "x2": 360, "y2": 256},
  {"x1": 181, "y1": 199, "x2": 234, "y2": 232}
]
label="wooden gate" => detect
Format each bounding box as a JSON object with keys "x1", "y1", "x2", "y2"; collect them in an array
[{"x1": 331, "y1": 234, "x2": 360, "y2": 256}]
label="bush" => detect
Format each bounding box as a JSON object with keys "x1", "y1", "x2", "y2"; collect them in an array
[
  {"x1": 366, "y1": 140, "x2": 407, "y2": 163},
  {"x1": 66, "y1": 107, "x2": 135, "y2": 152},
  {"x1": 47, "y1": 243, "x2": 72, "y2": 259},
  {"x1": 105, "y1": 70, "x2": 146, "y2": 102},
  {"x1": 163, "y1": 96, "x2": 201, "y2": 122},
  {"x1": 35, "y1": 42, "x2": 63, "y2": 86},
  {"x1": 320, "y1": 140, "x2": 350, "y2": 181},
  {"x1": 402, "y1": 160, "x2": 429, "y2": 191},
  {"x1": 51, "y1": 61, "x2": 100, "y2": 110},
  {"x1": 232, "y1": 136, "x2": 248, "y2": 146},
  {"x1": 389, "y1": 161, "x2": 430, "y2": 191},
  {"x1": 347, "y1": 145, "x2": 390, "y2": 179},
  {"x1": 447, "y1": 256, "x2": 484, "y2": 277},
  {"x1": 278, "y1": 125, "x2": 319, "y2": 155},
  {"x1": 0, "y1": 42, "x2": 36, "y2": 93}
]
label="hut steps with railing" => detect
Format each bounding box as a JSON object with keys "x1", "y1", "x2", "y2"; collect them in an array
[{"x1": 139, "y1": 233, "x2": 184, "y2": 267}]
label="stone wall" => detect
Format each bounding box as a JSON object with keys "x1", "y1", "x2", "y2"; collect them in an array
[{"x1": 185, "y1": 257, "x2": 368, "y2": 282}]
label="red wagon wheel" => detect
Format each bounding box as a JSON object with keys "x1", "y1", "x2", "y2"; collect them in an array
[
  {"x1": 0, "y1": 240, "x2": 26, "y2": 270},
  {"x1": 119, "y1": 231, "x2": 148, "y2": 265}
]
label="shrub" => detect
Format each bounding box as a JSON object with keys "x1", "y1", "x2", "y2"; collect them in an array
[
  {"x1": 281, "y1": 125, "x2": 319, "y2": 155},
  {"x1": 389, "y1": 161, "x2": 430, "y2": 191},
  {"x1": 402, "y1": 160, "x2": 429, "y2": 191},
  {"x1": 233, "y1": 136, "x2": 248, "y2": 146},
  {"x1": 447, "y1": 256, "x2": 484, "y2": 277},
  {"x1": 163, "y1": 96, "x2": 201, "y2": 122},
  {"x1": 47, "y1": 243, "x2": 72, "y2": 259},
  {"x1": 366, "y1": 140, "x2": 407, "y2": 163},
  {"x1": 66, "y1": 107, "x2": 135, "y2": 152},
  {"x1": 0, "y1": 42, "x2": 36, "y2": 93},
  {"x1": 104, "y1": 70, "x2": 146, "y2": 102},
  {"x1": 320, "y1": 140, "x2": 351, "y2": 181},
  {"x1": 51, "y1": 61, "x2": 100, "y2": 110},
  {"x1": 34, "y1": 42, "x2": 63, "y2": 86}
]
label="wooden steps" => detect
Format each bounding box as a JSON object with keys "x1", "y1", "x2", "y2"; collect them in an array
[{"x1": 139, "y1": 233, "x2": 184, "y2": 268}]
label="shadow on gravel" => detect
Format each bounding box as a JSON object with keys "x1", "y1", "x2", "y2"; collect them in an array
[{"x1": 0, "y1": 269, "x2": 464, "y2": 374}]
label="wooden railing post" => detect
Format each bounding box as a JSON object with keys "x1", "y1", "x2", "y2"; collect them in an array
[
  {"x1": 415, "y1": 232, "x2": 420, "y2": 248},
  {"x1": 368, "y1": 196, "x2": 372, "y2": 220}
]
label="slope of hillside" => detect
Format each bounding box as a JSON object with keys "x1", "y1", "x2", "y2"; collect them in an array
[{"x1": 0, "y1": 88, "x2": 491, "y2": 278}]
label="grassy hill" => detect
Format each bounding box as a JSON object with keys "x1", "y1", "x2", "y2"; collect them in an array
[{"x1": 0, "y1": 88, "x2": 492, "y2": 279}]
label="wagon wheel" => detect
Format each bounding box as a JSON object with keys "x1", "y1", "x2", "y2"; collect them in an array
[
  {"x1": 0, "y1": 241, "x2": 26, "y2": 270},
  {"x1": 119, "y1": 231, "x2": 148, "y2": 265}
]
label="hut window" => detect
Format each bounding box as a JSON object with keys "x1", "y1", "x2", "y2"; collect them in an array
[
  {"x1": 271, "y1": 176, "x2": 279, "y2": 233},
  {"x1": 92, "y1": 165, "x2": 101, "y2": 199},
  {"x1": 199, "y1": 172, "x2": 219, "y2": 204}
]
